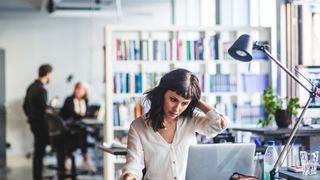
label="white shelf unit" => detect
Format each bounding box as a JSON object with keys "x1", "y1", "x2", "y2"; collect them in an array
[{"x1": 103, "y1": 25, "x2": 274, "y2": 180}]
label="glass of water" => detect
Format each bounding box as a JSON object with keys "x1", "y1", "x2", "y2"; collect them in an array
[{"x1": 300, "y1": 151, "x2": 319, "y2": 176}]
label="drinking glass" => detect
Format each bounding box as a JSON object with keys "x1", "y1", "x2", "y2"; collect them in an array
[{"x1": 300, "y1": 151, "x2": 319, "y2": 176}]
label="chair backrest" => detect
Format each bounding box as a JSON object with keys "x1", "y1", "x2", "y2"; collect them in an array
[
  {"x1": 46, "y1": 113, "x2": 68, "y2": 137},
  {"x1": 186, "y1": 143, "x2": 256, "y2": 180}
]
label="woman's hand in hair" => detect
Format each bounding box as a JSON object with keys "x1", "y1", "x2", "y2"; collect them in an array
[
  {"x1": 197, "y1": 99, "x2": 213, "y2": 114},
  {"x1": 197, "y1": 99, "x2": 228, "y2": 129},
  {"x1": 123, "y1": 173, "x2": 137, "y2": 180}
]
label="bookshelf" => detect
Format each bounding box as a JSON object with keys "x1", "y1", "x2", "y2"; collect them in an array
[{"x1": 103, "y1": 25, "x2": 274, "y2": 180}]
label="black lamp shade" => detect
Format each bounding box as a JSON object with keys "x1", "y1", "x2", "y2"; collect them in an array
[{"x1": 228, "y1": 34, "x2": 253, "y2": 62}]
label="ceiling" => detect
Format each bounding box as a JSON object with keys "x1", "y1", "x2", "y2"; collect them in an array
[
  {"x1": 0, "y1": 0, "x2": 170, "y2": 12},
  {"x1": 0, "y1": 0, "x2": 44, "y2": 11}
]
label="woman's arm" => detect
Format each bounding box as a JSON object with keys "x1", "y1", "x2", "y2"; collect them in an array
[
  {"x1": 197, "y1": 99, "x2": 228, "y2": 129},
  {"x1": 121, "y1": 124, "x2": 144, "y2": 180},
  {"x1": 197, "y1": 99, "x2": 213, "y2": 114}
]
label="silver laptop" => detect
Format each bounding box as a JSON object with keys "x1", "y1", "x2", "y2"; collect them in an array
[{"x1": 186, "y1": 143, "x2": 256, "y2": 180}]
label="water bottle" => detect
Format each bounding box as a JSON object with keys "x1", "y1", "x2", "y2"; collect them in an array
[
  {"x1": 254, "y1": 152, "x2": 263, "y2": 180},
  {"x1": 264, "y1": 140, "x2": 278, "y2": 180}
]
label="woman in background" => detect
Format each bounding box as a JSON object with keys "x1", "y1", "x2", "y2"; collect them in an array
[
  {"x1": 60, "y1": 82, "x2": 88, "y2": 121},
  {"x1": 59, "y1": 82, "x2": 94, "y2": 172}
]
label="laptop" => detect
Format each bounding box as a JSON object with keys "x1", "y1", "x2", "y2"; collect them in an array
[
  {"x1": 86, "y1": 105, "x2": 101, "y2": 118},
  {"x1": 186, "y1": 143, "x2": 256, "y2": 180}
]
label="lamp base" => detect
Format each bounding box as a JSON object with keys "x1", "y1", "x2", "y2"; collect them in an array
[{"x1": 270, "y1": 168, "x2": 276, "y2": 180}]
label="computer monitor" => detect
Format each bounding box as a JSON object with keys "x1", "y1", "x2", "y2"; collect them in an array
[
  {"x1": 296, "y1": 65, "x2": 320, "y2": 108},
  {"x1": 185, "y1": 143, "x2": 256, "y2": 180}
]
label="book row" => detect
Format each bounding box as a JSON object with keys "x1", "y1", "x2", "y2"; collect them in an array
[
  {"x1": 115, "y1": 37, "x2": 269, "y2": 61},
  {"x1": 113, "y1": 72, "x2": 269, "y2": 94}
]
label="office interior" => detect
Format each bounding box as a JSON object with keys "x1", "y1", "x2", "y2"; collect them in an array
[{"x1": 1, "y1": 0, "x2": 320, "y2": 179}]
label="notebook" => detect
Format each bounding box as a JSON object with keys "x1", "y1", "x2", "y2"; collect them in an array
[{"x1": 186, "y1": 143, "x2": 256, "y2": 180}]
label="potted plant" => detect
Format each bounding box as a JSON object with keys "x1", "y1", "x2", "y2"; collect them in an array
[{"x1": 258, "y1": 87, "x2": 300, "y2": 128}]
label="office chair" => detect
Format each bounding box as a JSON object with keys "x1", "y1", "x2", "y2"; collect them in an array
[
  {"x1": 46, "y1": 112, "x2": 78, "y2": 180},
  {"x1": 213, "y1": 130, "x2": 235, "y2": 143}
]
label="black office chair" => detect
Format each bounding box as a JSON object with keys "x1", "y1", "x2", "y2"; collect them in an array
[
  {"x1": 213, "y1": 130, "x2": 235, "y2": 143},
  {"x1": 46, "y1": 112, "x2": 78, "y2": 180}
]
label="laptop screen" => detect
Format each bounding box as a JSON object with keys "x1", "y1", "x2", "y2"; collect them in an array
[{"x1": 186, "y1": 143, "x2": 256, "y2": 180}]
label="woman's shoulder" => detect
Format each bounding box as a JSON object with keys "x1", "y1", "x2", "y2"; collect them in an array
[
  {"x1": 130, "y1": 114, "x2": 149, "y2": 129},
  {"x1": 65, "y1": 95, "x2": 74, "y2": 101}
]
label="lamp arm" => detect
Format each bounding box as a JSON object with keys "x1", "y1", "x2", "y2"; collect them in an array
[
  {"x1": 257, "y1": 47, "x2": 312, "y2": 94},
  {"x1": 269, "y1": 95, "x2": 313, "y2": 180},
  {"x1": 253, "y1": 45, "x2": 319, "y2": 179}
]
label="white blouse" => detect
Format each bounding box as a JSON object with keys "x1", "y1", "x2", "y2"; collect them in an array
[
  {"x1": 121, "y1": 109, "x2": 227, "y2": 180},
  {"x1": 73, "y1": 99, "x2": 86, "y2": 115}
]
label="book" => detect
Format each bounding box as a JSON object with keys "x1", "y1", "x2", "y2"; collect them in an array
[
  {"x1": 140, "y1": 40, "x2": 148, "y2": 61},
  {"x1": 135, "y1": 73, "x2": 142, "y2": 93},
  {"x1": 195, "y1": 38, "x2": 204, "y2": 60}
]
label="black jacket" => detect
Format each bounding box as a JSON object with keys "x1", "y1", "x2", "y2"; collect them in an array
[
  {"x1": 59, "y1": 96, "x2": 88, "y2": 121},
  {"x1": 23, "y1": 80, "x2": 48, "y2": 124}
]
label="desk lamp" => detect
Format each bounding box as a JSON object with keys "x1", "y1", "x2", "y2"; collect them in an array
[{"x1": 228, "y1": 34, "x2": 320, "y2": 180}]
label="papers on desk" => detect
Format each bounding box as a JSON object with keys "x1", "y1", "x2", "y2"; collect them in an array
[
  {"x1": 103, "y1": 142, "x2": 127, "y2": 149},
  {"x1": 97, "y1": 142, "x2": 127, "y2": 155},
  {"x1": 308, "y1": 124, "x2": 320, "y2": 128},
  {"x1": 287, "y1": 166, "x2": 303, "y2": 173}
]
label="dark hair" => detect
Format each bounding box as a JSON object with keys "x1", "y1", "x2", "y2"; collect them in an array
[
  {"x1": 144, "y1": 68, "x2": 201, "y2": 131},
  {"x1": 38, "y1": 64, "x2": 53, "y2": 77}
]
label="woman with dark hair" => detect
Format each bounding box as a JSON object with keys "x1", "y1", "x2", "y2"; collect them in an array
[{"x1": 121, "y1": 68, "x2": 228, "y2": 180}]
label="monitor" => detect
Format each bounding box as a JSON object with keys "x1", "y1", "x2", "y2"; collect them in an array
[{"x1": 296, "y1": 66, "x2": 320, "y2": 108}]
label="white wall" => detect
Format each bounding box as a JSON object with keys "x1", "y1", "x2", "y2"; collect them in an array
[
  {"x1": 0, "y1": 1, "x2": 171, "y2": 156},
  {"x1": 0, "y1": 0, "x2": 278, "y2": 157},
  {"x1": 219, "y1": 0, "x2": 250, "y2": 26},
  {"x1": 302, "y1": 5, "x2": 313, "y2": 65}
]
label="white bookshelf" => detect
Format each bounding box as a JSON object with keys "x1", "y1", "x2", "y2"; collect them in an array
[
  {"x1": 103, "y1": 25, "x2": 274, "y2": 180},
  {"x1": 113, "y1": 126, "x2": 130, "y2": 131}
]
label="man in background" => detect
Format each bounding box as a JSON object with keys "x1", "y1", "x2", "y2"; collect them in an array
[{"x1": 23, "y1": 64, "x2": 53, "y2": 180}]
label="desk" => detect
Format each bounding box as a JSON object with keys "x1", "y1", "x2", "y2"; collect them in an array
[
  {"x1": 97, "y1": 144, "x2": 127, "y2": 156},
  {"x1": 229, "y1": 126, "x2": 320, "y2": 151},
  {"x1": 82, "y1": 118, "x2": 104, "y2": 127},
  {"x1": 81, "y1": 118, "x2": 104, "y2": 172},
  {"x1": 81, "y1": 118, "x2": 103, "y2": 141},
  {"x1": 279, "y1": 167, "x2": 320, "y2": 180}
]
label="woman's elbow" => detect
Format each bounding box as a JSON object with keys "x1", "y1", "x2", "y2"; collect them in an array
[{"x1": 220, "y1": 116, "x2": 228, "y2": 129}]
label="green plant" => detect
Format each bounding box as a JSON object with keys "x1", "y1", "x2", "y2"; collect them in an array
[{"x1": 258, "y1": 86, "x2": 299, "y2": 127}]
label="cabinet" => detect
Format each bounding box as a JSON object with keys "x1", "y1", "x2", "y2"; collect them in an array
[{"x1": 103, "y1": 25, "x2": 274, "y2": 180}]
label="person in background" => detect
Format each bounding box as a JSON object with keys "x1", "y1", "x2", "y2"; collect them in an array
[
  {"x1": 59, "y1": 82, "x2": 94, "y2": 172},
  {"x1": 60, "y1": 82, "x2": 88, "y2": 120},
  {"x1": 121, "y1": 68, "x2": 229, "y2": 180},
  {"x1": 23, "y1": 64, "x2": 53, "y2": 180}
]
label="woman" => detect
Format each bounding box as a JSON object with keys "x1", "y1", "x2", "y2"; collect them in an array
[
  {"x1": 59, "y1": 82, "x2": 93, "y2": 172},
  {"x1": 60, "y1": 82, "x2": 88, "y2": 121},
  {"x1": 121, "y1": 68, "x2": 228, "y2": 180}
]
